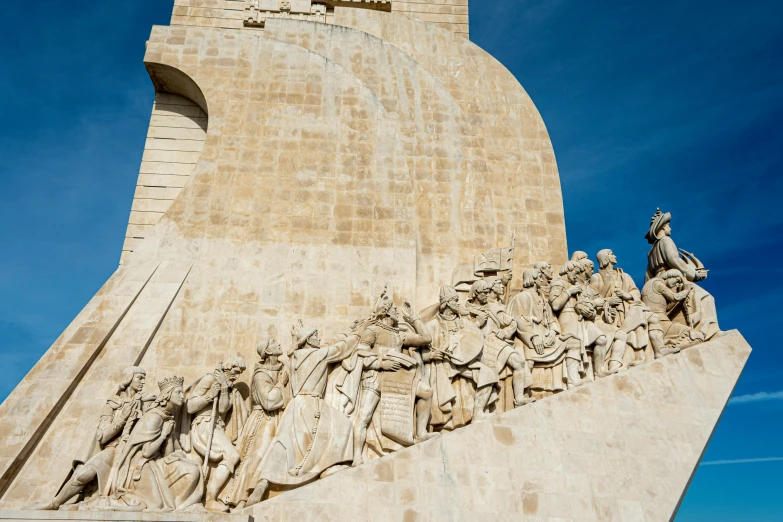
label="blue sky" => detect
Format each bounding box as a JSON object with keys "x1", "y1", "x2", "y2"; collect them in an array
[{"x1": 0, "y1": 0, "x2": 781, "y2": 518}]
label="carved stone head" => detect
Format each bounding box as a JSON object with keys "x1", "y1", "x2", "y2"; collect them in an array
[
  {"x1": 596, "y1": 249, "x2": 617, "y2": 269},
  {"x1": 223, "y1": 355, "x2": 247, "y2": 384},
  {"x1": 119, "y1": 366, "x2": 146, "y2": 394},
  {"x1": 468, "y1": 279, "x2": 491, "y2": 306},
  {"x1": 534, "y1": 261, "x2": 553, "y2": 281}
]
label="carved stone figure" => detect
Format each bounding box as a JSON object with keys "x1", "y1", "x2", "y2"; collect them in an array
[
  {"x1": 641, "y1": 269, "x2": 706, "y2": 349},
  {"x1": 425, "y1": 285, "x2": 497, "y2": 429},
  {"x1": 578, "y1": 258, "x2": 595, "y2": 283},
  {"x1": 465, "y1": 281, "x2": 530, "y2": 407},
  {"x1": 247, "y1": 324, "x2": 359, "y2": 504},
  {"x1": 591, "y1": 249, "x2": 679, "y2": 366},
  {"x1": 550, "y1": 261, "x2": 619, "y2": 387},
  {"x1": 82, "y1": 376, "x2": 204, "y2": 512},
  {"x1": 645, "y1": 209, "x2": 719, "y2": 339},
  {"x1": 182, "y1": 357, "x2": 247, "y2": 512},
  {"x1": 223, "y1": 340, "x2": 290, "y2": 510},
  {"x1": 25, "y1": 367, "x2": 152, "y2": 511},
  {"x1": 352, "y1": 292, "x2": 435, "y2": 465},
  {"x1": 533, "y1": 261, "x2": 554, "y2": 299},
  {"x1": 509, "y1": 269, "x2": 572, "y2": 396}
]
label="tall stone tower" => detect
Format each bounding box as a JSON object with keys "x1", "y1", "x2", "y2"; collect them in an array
[{"x1": 2, "y1": 3, "x2": 746, "y2": 521}]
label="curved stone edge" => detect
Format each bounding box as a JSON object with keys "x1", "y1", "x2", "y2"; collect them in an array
[{"x1": 245, "y1": 330, "x2": 750, "y2": 521}]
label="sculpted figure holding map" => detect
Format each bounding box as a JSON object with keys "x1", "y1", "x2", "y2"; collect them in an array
[
  {"x1": 247, "y1": 324, "x2": 359, "y2": 505},
  {"x1": 352, "y1": 291, "x2": 435, "y2": 465},
  {"x1": 26, "y1": 367, "x2": 152, "y2": 511}
]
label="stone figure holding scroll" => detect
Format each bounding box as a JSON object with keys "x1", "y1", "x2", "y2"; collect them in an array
[
  {"x1": 645, "y1": 209, "x2": 719, "y2": 340},
  {"x1": 246, "y1": 324, "x2": 360, "y2": 505},
  {"x1": 82, "y1": 376, "x2": 204, "y2": 512},
  {"x1": 641, "y1": 269, "x2": 706, "y2": 349},
  {"x1": 182, "y1": 357, "x2": 247, "y2": 512},
  {"x1": 223, "y1": 340, "x2": 290, "y2": 510},
  {"x1": 425, "y1": 285, "x2": 498, "y2": 429},
  {"x1": 25, "y1": 367, "x2": 153, "y2": 511},
  {"x1": 509, "y1": 269, "x2": 572, "y2": 396},
  {"x1": 351, "y1": 291, "x2": 435, "y2": 465}
]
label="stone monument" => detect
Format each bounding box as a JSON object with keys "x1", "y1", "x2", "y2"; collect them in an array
[{"x1": 0, "y1": 1, "x2": 750, "y2": 521}]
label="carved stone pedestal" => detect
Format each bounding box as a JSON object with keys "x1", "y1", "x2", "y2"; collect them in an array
[{"x1": 244, "y1": 330, "x2": 750, "y2": 521}]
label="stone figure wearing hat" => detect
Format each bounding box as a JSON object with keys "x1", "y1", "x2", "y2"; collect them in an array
[
  {"x1": 181, "y1": 357, "x2": 248, "y2": 512},
  {"x1": 245, "y1": 323, "x2": 360, "y2": 506},
  {"x1": 222, "y1": 340, "x2": 290, "y2": 510},
  {"x1": 351, "y1": 289, "x2": 435, "y2": 466},
  {"x1": 644, "y1": 209, "x2": 719, "y2": 340},
  {"x1": 25, "y1": 367, "x2": 153, "y2": 511},
  {"x1": 425, "y1": 284, "x2": 499, "y2": 429}
]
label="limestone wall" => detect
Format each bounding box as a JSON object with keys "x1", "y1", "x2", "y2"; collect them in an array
[
  {"x1": 169, "y1": 1, "x2": 469, "y2": 38},
  {"x1": 122, "y1": 94, "x2": 207, "y2": 265}
]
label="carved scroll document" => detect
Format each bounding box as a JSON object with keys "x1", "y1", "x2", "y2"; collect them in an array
[{"x1": 379, "y1": 352, "x2": 417, "y2": 446}]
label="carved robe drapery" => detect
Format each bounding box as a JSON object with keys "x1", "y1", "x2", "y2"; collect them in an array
[
  {"x1": 590, "y1": 268, "x2": 650, "y2": 352},
  {"x1": 222, "y1": 362, "x2": 289, "y2": 506},
  {"x1": 508, "y1": 289, "x2": 568, "y2": 393},
  {"x1": 646, "y1": 235, "x2": 719, "y2": 340},
  {"x1": 257, "y1": 337, "x2": 357, "y2": 486},
  {"x1": 83, "y1": 407, "x2": 203, "y2": 512}
]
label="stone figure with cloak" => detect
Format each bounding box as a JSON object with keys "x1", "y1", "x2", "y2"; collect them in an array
[
  {"x1": 180, "y1": 356, "x2": 248, "y2": 512},
  {"x1": 246, "y1": 323, "x2": 360, "y2": 505},
  {"x1": 223, "y1": 340, "x2": 291, "y2": 510},
  {"x1": 25, "y1": 367, "x2": 153, "y2": 511},
  {"x1": 644, "y1": 209, "x2": 719, "y2": 340},
  {"x1": 425, "y1": 285, "x2": 498, "y2": 430},
  {"x1": 508, "y1": 269, "x2": 572, "y2": 397},
  {"x1": 590, "y1": 249, "x2": 680, "y2": 365},
  {"x1": 81, "y1": 376, "x2": 204, "y2": 512},
  {"x1": 641, "y1": 269, "x2": 706, "y2": 349}
]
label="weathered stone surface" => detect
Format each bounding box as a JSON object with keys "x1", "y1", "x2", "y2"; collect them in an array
[{"x1": 243, "y1": 330, "x2": 750, "y2": 521}]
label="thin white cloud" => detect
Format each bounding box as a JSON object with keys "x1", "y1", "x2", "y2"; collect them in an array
[
  {"x1": 701, "y1": 457, "x2": 783, "y2": 466},
  {"x1": 729, "y1": 391, "x2": 783, "y2": 405}
]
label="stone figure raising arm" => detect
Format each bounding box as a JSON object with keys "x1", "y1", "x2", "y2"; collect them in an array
[
  {"x1": 245, "y1": 323, "x2": 360, "y2": 506},
  {"x1": 25, "y1": 366, "x2": 152, "y2": 511}
]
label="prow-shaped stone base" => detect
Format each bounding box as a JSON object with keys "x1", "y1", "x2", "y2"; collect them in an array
[{"x1": 249, "y1": 330, "x2": 750, "y2": 521}]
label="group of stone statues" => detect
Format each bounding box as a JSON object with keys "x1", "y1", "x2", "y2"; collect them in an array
[{"x1": 28, "y1": 209, "x2": 720, "y2": 513}]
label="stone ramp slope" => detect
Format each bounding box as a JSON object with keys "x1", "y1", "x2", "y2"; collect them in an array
[{"x1": 248, "y1": 330, "x2": 750, "y2": 521}]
